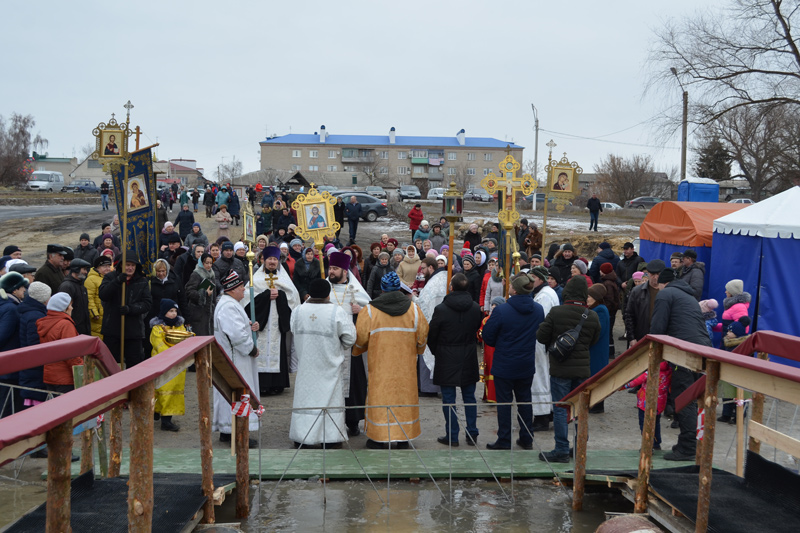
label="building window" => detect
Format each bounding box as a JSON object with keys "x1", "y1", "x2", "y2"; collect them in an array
[
  {"x1": 344, "y1": 165, "x2": 356, "y2": 172},
  {"x1": 379, "y1": 151, "x2": 388, "y2": 159},
  {"x1": 291, "y1": 164, "x2": 301, "y2": 171},
  {"x1": 447, "y1": 168, "x2": 457, "y2": 176},
  {"x1": 411, "y1": 149, "x2": 428, "y2": 158},
  {"x1": 448, "y1": 152, "x2": 457, "y2": 161},
  {"x1": 292, "y1": 150, "x2": 301, "y2": 158},
  {"x1": 413, "y1": 166, "x2": 426, "y2": 175},
  {"x1": 398, "y1": 166, "x2": 409, "y2": 175},
  {"x1": 467, "y1": 152, "x2": 476, "y2": 161},
  {"x1": 483, "y1": 168, "x2": 491, "y2": 176},
  {"x1": 467, "y1": 168, "x2": 476, "y2": 176},
  {"x1": 309, "y1": 165, "x2": 319, "y2": 171},
  {"x1": 309, "y1": 150, "x2": 318, "y2": 159},
  {"x1": 327, "y1": 165, "x2": 337, "y2": 171},
  {"x1": 379, "y1": 167, "x2": 388, "y2": 174},
  {"x1": 484, "y1": 153, "x2": 493, "y2": 161},
  {"x1": 398, "y1": 151, "x2": 407, "y2": 159},
  {"x1": 328, "y1": 150, "x2": 337, "y2": 158}
]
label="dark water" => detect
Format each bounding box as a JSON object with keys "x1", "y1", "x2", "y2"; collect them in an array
[{"x1": 241, "y1": 479, "x2": 631, "y2": 532}]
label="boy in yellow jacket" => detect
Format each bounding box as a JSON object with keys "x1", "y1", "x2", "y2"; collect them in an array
[{"x1": 149, "y1": 298, "x2": 189, "y2": 431}]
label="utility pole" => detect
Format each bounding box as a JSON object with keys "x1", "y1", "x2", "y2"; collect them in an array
[
  {"x1": 531, "y1": 104, "x2": 540, "y2": 211},
  {"x1": 671, "y1": 68, "x2": 688, "y2": 181}
]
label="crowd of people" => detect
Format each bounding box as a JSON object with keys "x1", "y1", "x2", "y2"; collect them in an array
[{"x1": 0, "y1": 186, "x2": 748, "y2": 461}]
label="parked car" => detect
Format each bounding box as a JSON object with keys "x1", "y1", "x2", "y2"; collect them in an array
[
  {"x1": 317, "y1": 185, "x2": 339, "y2": 193},
  {"x1": 63, "y1": 179, "x2": 100, "y2": 193},
  {"x1": 365, "y1": 186, "x2": 387, "y2": 199},
  {"x1": 26, "y1": 171, "x2": 64, "y2": 192},
  {"x1": 334, "y1": 192, "x2": 389, "y2": 222},
  {"x1": 601, "y1": 202, "x2": 622, "y2": 210},
  {"x1": 520, "y1": 193, "x2": 569, "y2": 207},
  {"x1": 427, "y1": 187, "x2": 445, "y2": 200},
  {"x1": 398, "y1": 185, "x2": 421, "y2": 200},
  {"x1": 625, "y1": 196, "x2": 664, "y2": 209},
  {"x1": 728, "y1": 198, "x2": 754, "y2": 204},
  {"x1": 464, "y1": 187, "x2": 494, "y2": 202}
]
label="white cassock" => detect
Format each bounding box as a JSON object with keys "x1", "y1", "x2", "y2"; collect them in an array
[
  {"x1": 289, "y1": 300, "x2": 356, "y2": 444},
  {"x1": 242, "y1": 264, "x2": 300, "y2": 375},
  {"x1": 532, "y1": 285, "x2": 561, "y2": 416},
  {"x1": 416, "y1": 270, "x2": 447, "y2": 393},
  {"x1": 328, "y1": 277, "x2": 370, "y2": 396},
  {"x1": 212, "y1": 293, "x2": 260, "y2": 433}
]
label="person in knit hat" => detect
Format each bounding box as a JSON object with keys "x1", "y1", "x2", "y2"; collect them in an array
[
  {"x1": 536, "y1": 276, "x2": 601, "y2": 462},
  {"x1": 461, "y1": 254, "x2": 481, "y2": 303},
  {"x1": 149, "y1": 298, "x2": 189, "y2": 431},
  {"x1": 552, "y1": 243, "x2": 576, "y2": 287},
  {"x1": 569, "y1": 258, "x2": 593, "y2": 287},
  {"x1": 39, "y1": 292, "x2": 83, "y2": 394}
]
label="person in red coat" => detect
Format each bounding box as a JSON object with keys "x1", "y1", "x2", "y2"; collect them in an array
[{"x1": 407, "y1": 204, "x2": 424, "y2": 243}]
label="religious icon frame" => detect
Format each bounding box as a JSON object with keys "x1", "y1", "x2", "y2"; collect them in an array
[
  {"x1": 550, "y1": 168, "x2": 575, "y2": 193},
  {"x1": 127, "y1": 176, "x2": 150, "y2": 213},
  {"x1": 91, "y1": 116, "x2": 130, "y2": 161},
  {"x1": 242, "y1": 203, "x2": 257, "y2": 244},
  {"x1": 291, "y1": 184, "x2": 340, "y2": 244}
]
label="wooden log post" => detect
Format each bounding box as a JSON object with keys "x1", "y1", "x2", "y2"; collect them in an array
[
  {"x1": 80, "y1": 356, "x2": 95, "y2": 475},
  {"x1": 736, "y1": 386, "x2": 746, "y2": 477},
  {"x1": 46, "y1": 420, "x2": 73, "y2": 533},
  {"x1": 128, "y1": 381, "x2": 155, "y2": 532},
  {"x1": 695, "y1": 360, "x2": 720, "y2": 533},
  {"x1": 748, "y1": 352, "x2": 769, "y2": 454},
  {"x1": 635, "y1": 342, "x2": 663, "y2": 513},
  {"x1": 572, "y1": 390, "x2": 590, "y2": 511},
  {"x1": 108, "y1": 405, "x2": 123, "y2": 478},
  {"x1": 195, "y1": 346, "x2": 215, "y2": 524},
  {"x1": 235, "y1": 388, "x2": 250, "y2": 519}
]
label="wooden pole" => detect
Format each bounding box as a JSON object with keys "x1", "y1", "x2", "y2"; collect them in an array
[
  {"x1": 503, "y1": 230, "x2": 511, "y2": 298},
  {"x1": 635, "y1": 342, "x2": 663, "y2": 513},
  {"x1": 195, "y1": 346, "x2": 215, "y2": 524},
  {"x1": 46, "y1": 420, "x2": 73, "y2": 533},
  {"x1": 120, "y1": 161, "x2": 128, "y2": 369},
  {"x1": 572, "y1": 390, "x2": 590, "y2": 511},
  {"x1": 736, "y1": 386, "x2": 746, "y2": 477},
  {"x1": 317, "y1": 243, "x2": 325, "y2": 279},
  {"x1": 80, "y1": 356, "x2": 95, "y2": 475},
  {"x1": 446, "y1": 228, "x2": 454, "y2": 293},
  {"x1": 235, "y1": 388, "x2": 251, "y2": 519},
  {"x1": 128, "y1": 381, "x2": 155, "y2": 532},
  {"x1": 695, "y1": 360, "x2": 720, "y2": 533},
  {"x1": 109, "y1": 406, "x2": 123, "y2": 478},
  {"x1": 749, "y1": 352, "x2": 769, "y2": 454}
]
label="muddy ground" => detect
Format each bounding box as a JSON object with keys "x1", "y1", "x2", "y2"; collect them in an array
[{"x1": 2, "y1": 198, "x2": 796, "y2": 488}]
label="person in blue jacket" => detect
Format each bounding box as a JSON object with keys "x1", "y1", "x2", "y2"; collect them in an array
[
  {"x1": 0, "y1": 272, "x2": 29, "y2": 418},
  {"x1": 343, "y1": 195, "x2": 363, "y2": 245},
  {"x1": 17, "y1": 281, "x2": 51, "y2": 410},
  {"x1": 481, "y1": 273, "x2": 545, "y2": 450},
  {"x1": 586, "y1": 283, "x2": 610, "y2": 414}
]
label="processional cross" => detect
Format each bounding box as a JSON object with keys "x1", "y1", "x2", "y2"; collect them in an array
[
  {"x1": 479, "y1": 147, "x2": 535, "y2": 228},
  {"x1": 266, "y1": 273, "x2": 277, "y2": 289}
]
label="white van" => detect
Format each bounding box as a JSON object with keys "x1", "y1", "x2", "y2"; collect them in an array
[{"x1": 26, "y1": 171, "x2": 65, "y2": 192}]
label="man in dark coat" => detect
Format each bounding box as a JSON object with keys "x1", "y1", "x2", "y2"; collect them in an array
[
  {"x1": 57, "y1": 258, "x2": 91, "y2": 336},
  {"x1": 588, "y1": 242, "x2": 619, "y2": 284},
  {"x1": 202, "y1": 187, "x2": 215, "y2": 218},
  {"x1": 173, "y1": 203, "x2": 195, "y2": 241},
  {"x1": 586, "y1": 193, "x2": 602, "y2": 231},
  {"x1": 333, "y1": 196, "x2": 345, "y2": 239},
  {"x1": 344, "y1": 195, "x2": 362, "y2": 245},
  {"x1": 552, "y1": 243, "x2": 577, "y2": 287},
  {"x1": 99, "y1": 253, "x2": 152, "y2": 368},
  {"x1": 212, "y1": 241, "x2": 246, "y2": 294},
  {"x1": 536, "y1": 276, "x2": 601, "y2": 462},
  {"x1": 625, "y1": 259, "x2": 665, "y2": 342},
  {"x1": 515, "y1": 219, "x2": 531, "y2": 250},
  {"x1": 74, "y1": 234, "x2": 99, "y2": 266},
  {"x1": 680, "y1": 248, "x2": 705, "y2": 301},
  {"x1": 427, "y1": 273, "x2": 484, "y2": 447},
  {"x1": 35, "y1": 244, "x2": 68, "y2": 294},
  {"x1": 482, "y1": 273, "x2": 545, "y2": 450},
  {"x1": 649, "y1": 269, "x2": 711, "y2": 461}
]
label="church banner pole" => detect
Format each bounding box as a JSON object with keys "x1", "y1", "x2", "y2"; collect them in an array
[
  {"x1": 246, "y1": 244, "x2": 258, "y2": 346},
  {"x1": 120, "y1": 160, "x2": 128, "y2": 369}
]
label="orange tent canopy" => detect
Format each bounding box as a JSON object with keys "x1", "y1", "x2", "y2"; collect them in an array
[{"x1": 639, "y1": 202, "x2": 747, "y2": 247}]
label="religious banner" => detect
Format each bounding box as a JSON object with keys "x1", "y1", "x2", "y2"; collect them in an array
[
  {"x1": 544, "y1": 150, "x2": 583, "y2": 213},
  {"x1": 292, "y1": 183, "x2": 340, "y2": 278},
  {"x1": 110, "y1": 148, "x2": 157, "y2": 272}
]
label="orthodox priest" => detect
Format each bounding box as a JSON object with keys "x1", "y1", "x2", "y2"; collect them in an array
[
  {"x1": 243, "y1": 246, "x2": 300, "y2": 395},
  {"x1": 212, "y1": 271, "x2": 260, "y2": 446},
  {"x1": 327, "y1": 251, "x2": 371, "y2": 436},
  {"x1": 289, "y1": 278, "x2": 357, "y2": 448},
  {"x1": 354, "y1": 271, "x2": 429, "y2": 448},
  {"x1": 529, "y1": 266, "x2": 561, "y2": 431},
  {"x1": 416, "y1": 260, "x2": 448, "y2": 395}
]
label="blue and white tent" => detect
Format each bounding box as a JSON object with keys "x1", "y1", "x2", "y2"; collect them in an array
[{"x1": 710, "y1": 186, "x2": 800, "y2": 366}]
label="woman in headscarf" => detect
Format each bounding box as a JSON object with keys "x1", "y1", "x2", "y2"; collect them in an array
[
  {"x1": 214, "y1": 204, "x2": 233, "y2": 239},
  {"x1": 292, "y1": 247, "x2": 320, "y2": 301},
  {"x1": 159, "y1": 221, "x2": 179, "y2": 251},
  {"x1": 464, "y1": 223, "x2": 482, "y2": 252},
  {"x1": 185, "y1": 253, "x2": 217, "y2": 336}
]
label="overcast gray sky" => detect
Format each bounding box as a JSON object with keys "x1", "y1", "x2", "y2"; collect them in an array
[{"x1": 2, "y1": 0, "x2": 722, "y2": 180}]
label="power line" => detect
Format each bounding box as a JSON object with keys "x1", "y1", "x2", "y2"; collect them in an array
[{"x1": 539, "y1": 128, "x2": 681, "y2": 150}]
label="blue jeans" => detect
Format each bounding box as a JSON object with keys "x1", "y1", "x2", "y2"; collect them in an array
[
  {"x1": 440, "y1": 384, "x2": 478, "y2": 442},
  {"x1": 494, "y1": 376, "x2": 534, "y2": 447},
  {"x1": 550, "y1": 376, "x2": 584, "y2": 455},
  {"x1": 101, "y1": 194, "x2": 109, "y2": 210},
  {"x1": 589, "y1": 211, "x2": 599, "y2": 230},
  {"x1": 637, "y1": 409, "x2": 662, "y2": 448}
]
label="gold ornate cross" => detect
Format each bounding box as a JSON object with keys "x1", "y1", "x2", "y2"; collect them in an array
[
  {"x1": 266, "y1": 273, "x2": 277, "y2": 289},
  {"x1": 480, "y1": 153, "x2": 534, "y2": 228},
  {"x1": 309, "y1": 314, "x2": 318, "y2": 321}
]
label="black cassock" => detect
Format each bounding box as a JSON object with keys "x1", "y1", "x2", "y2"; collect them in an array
[
  {"x1": 346, "y1": 312, "x2": 368, "y2": 434},
  {"x1": 245, "y1": 289, "x2": 292, "y2": 393}
]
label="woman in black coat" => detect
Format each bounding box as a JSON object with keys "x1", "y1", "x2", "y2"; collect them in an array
[
  {"x1": 292, "y1": 247, "x2": 320, "y2": 302},
  {"x1": 426, "y1": 273, "x2": 484, "y2": 445}
]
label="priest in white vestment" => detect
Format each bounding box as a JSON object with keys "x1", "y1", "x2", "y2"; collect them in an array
[
  {"x1": 529, "y1": 266, "x2": 561, "y2": 429},
  {"x1": 212, "y1": 271, "x2": 261, "y2": 443},
  {"x1": 416, "y1": 260, "x2": 449, "y2": 394},
  {"x1": 289, "y1": 278, "x2": 357, "y2": 447},
  {"x1": 327, "y1": 251, "x2": 371, "y2": 435},
  {"x1": 241, "y1": 246, "x2": 300, "y2": 395}
]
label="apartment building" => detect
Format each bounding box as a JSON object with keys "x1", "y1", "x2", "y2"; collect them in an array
[{"x1": 259, "y1": 126, "x2": 524, "y2": 190}]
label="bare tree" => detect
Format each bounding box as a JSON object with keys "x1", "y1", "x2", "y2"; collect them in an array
[
  {"x1": 594, "y1": 154, "x2": 674, "y2": 205},
  {"x1": 648, "y1": 0, "x2": 800, "y2": 124},
  {"x1": 360, "y1": 158, "x2": 394, "y2": 187},
  {"x1": 214, "y1": 156, "x2": 243, "y2": 186},
  {"x1": 450, "y1": 163, "x2": 474, "y2": 193},
  {"x1": 0, "y1": 113, "x2": 48, "y2": 186}
]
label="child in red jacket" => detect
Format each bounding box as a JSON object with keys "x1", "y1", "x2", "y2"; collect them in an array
[{"x1": 623, "y1": 361, "x2": 673, "y2": 450}]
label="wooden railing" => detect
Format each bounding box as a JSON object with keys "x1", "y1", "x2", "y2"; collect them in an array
[
  {"x1": 560, "y1": 332, "x2": 800, "y2": 533},
  {"x1": 0, "y1": 334, "x2": 260, "y2": 532}
]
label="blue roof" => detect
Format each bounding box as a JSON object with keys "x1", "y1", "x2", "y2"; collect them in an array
[{"x1": 260, "y1": 133, "x2": 523, "y2": 149}]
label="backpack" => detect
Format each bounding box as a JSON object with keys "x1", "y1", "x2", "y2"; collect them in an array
[{"x1": 548, "y1": 311, "x2": 588, "y2": 363}]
